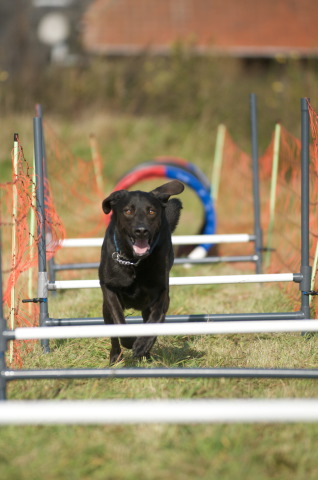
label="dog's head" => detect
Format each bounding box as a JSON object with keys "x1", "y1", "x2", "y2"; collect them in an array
[{"x1": 102, "y1": 180, "x2": 184, "y2": 257}]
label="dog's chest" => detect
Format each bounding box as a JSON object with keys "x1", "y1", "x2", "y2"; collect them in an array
[
  {"x1": 114, "y1": 267, "x2": 164, "y2": 309},
  {"x1": 117, "y1": 279, "x2": 155, "y2": 309}
]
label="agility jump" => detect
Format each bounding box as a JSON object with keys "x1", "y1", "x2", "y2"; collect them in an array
[{"x1": 0, "y1": 98, "x2": 316, "y2": 424}]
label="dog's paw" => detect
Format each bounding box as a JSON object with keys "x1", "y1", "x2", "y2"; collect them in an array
[
  {"x1": 132, "y1": 336, "x2": 156, "y2": 359},
  {"x1": 137, "y1": 352, "x2": 152, "y2": 362},
  {"x1": 109, "y1": 349, "x2": 122, "y2": 366}
]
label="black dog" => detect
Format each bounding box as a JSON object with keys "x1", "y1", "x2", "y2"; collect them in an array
[{"x1": 99, "y1": 180, "x2": 184, "y2": 364}]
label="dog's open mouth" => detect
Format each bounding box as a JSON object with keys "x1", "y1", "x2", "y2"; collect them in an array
[{"x1": 132, "y1": 237, "x2": 150, "y2": 256}]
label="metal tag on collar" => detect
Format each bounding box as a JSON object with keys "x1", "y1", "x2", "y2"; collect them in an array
[{"x1": 112, "y1": 251, "x2": 120, "y2": 262}]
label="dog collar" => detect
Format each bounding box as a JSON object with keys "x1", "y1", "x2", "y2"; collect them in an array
[
  {"x1": 112, "y1": 231, "x2": 160, "y2": 267},
  {"x1": 111, "y1": 251, "x2": 143, "y2": 267}
]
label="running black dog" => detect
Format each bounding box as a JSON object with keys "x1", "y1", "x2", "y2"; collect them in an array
[{"x1": 99, "y1": 180, "x2": 184, "y2": 364}]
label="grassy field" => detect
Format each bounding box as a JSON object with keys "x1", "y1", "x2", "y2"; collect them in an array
[
  {"x1": 1, "y1": 110, "x2": 318, "y2": 479},
  {"x1": 2, "y1": 268, "x2": 318, "y2": 480}
]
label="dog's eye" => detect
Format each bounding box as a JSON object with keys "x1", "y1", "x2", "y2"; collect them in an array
[
  {"x1": 148, "y1": 209, "x2": 156, "y2": 216},
  {"x1": 124, "y1": 208, "x2": 133, "y2": 216}
]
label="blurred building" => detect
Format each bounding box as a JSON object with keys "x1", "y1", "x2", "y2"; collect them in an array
[
  {"x1": 0, "y1": 0, "x2": 91, "y2": 75},
  {"x1": 1, "y1": 0, "x2": 317, "y2": 78},
  {"x1": 32, "y1": 0, "x2": 92, "y2": 64},
  {"x1": 82, "y1": 0, "x2": 318, "y2": 58}
]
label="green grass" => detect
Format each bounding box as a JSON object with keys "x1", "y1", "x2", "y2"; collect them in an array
[
  {"x1": 2, "y1": 108, "x2": 318, "y2": 479},
  {"x1": 2, "y1": 265, "x2": 318, "y2": 480}
]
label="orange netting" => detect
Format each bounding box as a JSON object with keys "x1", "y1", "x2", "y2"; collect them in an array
[
  {"x1": 1, "y1": 137, "x2": 65, "y2": 365},
  {"x1": 43, "y1": 121, "x2": 105, "y2": 239},
  {"x1": 216, "y1": 128, "x2": 253, "y2": 232},
  {"x1": 214, "y1": 116, "x2": 318, "y2": 315},
  {"x1": 215, "y1": 128, "x2": 259, "y2": 263},
  {"x1": 260, "y1": 104, "x2": 318, "y2": 315},
  {"x1": 262, "y1": 125, "x2": 302, "y2": 273},
  {"x1": 307, "y1": 102, "x2": 318, "y2": 315}
]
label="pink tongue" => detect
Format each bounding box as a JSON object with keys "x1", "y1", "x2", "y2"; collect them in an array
[{"x1": 133, "y1": 238, "x2": 150, "y2": 255}]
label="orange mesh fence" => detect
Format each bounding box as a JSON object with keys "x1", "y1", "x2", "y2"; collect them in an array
[
  {"x1": 43, "y1": 121, "x2": 105, "y2": 239},
  {"x1": 307, "y1": 102, "x2": 318, "y2": 315},
  {"x1": 263, "y1": 125, "x2": 302, "y2": 273},
  {"x1": 214, "y1": 120, "x2": 318, "y2": 316},
  {"x1": 260, "y1": 110, "x2": 318, "y2": 315},
  {"x1": 2, "y1": 140, "x2": 39, "y2": 312},
  {"x1": 215, "y1": 128, "x2": 257, "y2": 261},
  {"x1": 259, "y1": 124, "x2": 302, "y2": 242},
  {"x1": 216, "y1": 128, "x2": 253, "y2": 231},
  {"x1": 1, "y1": 137, "x2": 64, "y2": 365}
]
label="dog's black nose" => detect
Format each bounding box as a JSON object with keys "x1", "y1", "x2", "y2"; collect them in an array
[{"x1": 134, "y1": 227, "x2": 149, "y2": 238}]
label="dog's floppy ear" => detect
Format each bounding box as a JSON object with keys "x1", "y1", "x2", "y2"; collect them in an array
[
  {"x1": 102, "y1": 190, "x2": 126, "y2": 214},
  {"x1": 150, "y1": 180, "x2": 184, "y2": 203}
]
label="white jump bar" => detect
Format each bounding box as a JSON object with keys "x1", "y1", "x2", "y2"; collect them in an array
[
  {"x1": 173, "y1": 234, "x2": 253, "y2": 245},
  {"x1": 1, "y1": 399, "x2": 318, "y2": 424},
  {"x1": 50, "y1": 273, "x2": 295, "y2": 290},
  {"x1": 12, "y1": 320, "x2": 318, "y2": 341},
  {"x1": 61, "y1": 234, "x2": 253, "y2": 248}
]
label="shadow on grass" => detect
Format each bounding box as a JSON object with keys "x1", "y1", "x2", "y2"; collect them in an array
[
  {"x1": 49, "y1": 337, "x2": 205, "y2": 368},
  {"x1": 146, "y1": 341, "x2": 205, "y2": 366}
]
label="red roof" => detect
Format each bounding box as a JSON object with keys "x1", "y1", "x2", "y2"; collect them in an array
[{"x1": 82, "y1": 0, "x2": 318, "y2": 57}]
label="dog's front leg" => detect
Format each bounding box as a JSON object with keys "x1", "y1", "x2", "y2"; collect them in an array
[
  {"x1": 102, "y1": 286, "x2": 133, "y2": 365},
  {"x1": 133, "y1": 290, "x2": 169, "y2": 359}
]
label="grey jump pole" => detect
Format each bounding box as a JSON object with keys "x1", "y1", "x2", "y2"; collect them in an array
[
  {"x1": 33, "y1": 117, "x2": 50, "y2": 353},
  {"x1": 51, "y1": 254, "x2": 259, "y2": 272},
  {"x1": 4, "y1": 367, "x2": 318, "y2": 381},
  {"x1": 250, "y1": 93, "x2": 263, "y2": 274},
  {"x1": 46, "y1": 310, "x2": 305, "y2": 327},
  {"x1": 300, "y1": 98, "x2": 312, "y2": 318},
  {"x1": 35, "y1": 105, "x2": 57, "y2": 290}
]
